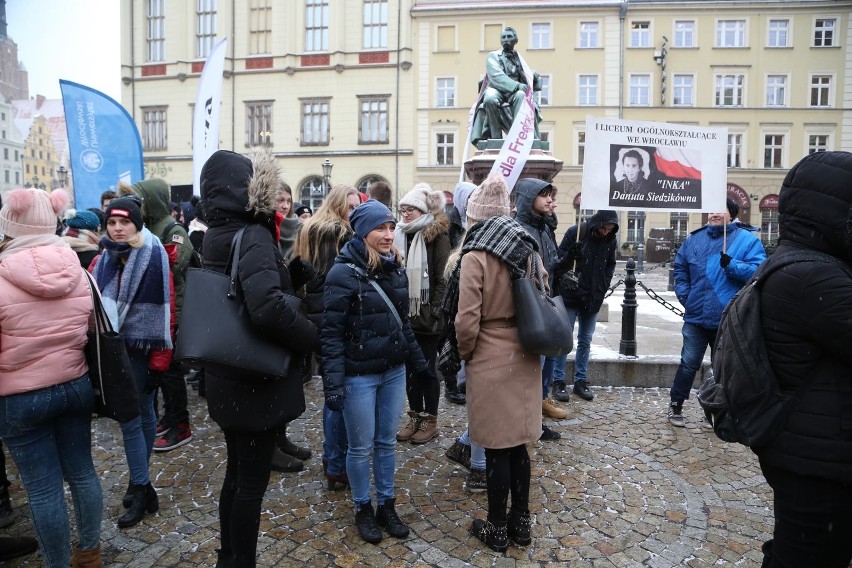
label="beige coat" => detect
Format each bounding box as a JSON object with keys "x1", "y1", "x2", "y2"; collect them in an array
[{"x1": 455, "y1": 250, "x2": 542, "y2": 449}]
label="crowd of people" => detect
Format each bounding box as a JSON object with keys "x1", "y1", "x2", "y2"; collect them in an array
[{"x1": 0, "y1": 149, "x2": 849, "y2": 566}]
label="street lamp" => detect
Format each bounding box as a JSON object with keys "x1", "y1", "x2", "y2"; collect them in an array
[
  {"x1": 321, "y1": 158, "x2": 333, "y2": 191},
  {"x1": 58, "y1": 165, "x2": 68, "y2": 187},
  {"x1": 32, "y1": 175, "x2": 39, "y2": 188}
]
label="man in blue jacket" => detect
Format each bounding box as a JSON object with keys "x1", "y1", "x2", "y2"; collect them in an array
[{"x1": 668, "y1": 199, "x2": 766, "y2": 427}]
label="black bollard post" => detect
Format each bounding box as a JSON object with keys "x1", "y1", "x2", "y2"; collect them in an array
[
  {"x1": 667, "y1": 246, "x2": 676, "y2": 291},
  {"x1": 620, "y1": 258, "x2": 638, "y2": 356},
  {"x1": 637, "y1": 243, "x2": 645, "y2": 273}
]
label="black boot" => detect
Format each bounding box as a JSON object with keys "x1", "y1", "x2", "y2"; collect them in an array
[
  {"x1": 214, "y1": 548, "x2": 232, "y2": 568},
  {"x1": 354, "y1": 502, "x2": 382, "y2": 544},
  {"x1": 279, "y1": 436, "x2": 312, "y2": 461},
  {"x1": 470, "y1": 519, "x2": 508, "y2": 552},
  {"x1": 0, "y1": 536, "x2": 38, "y2": 561},
  {"x1": 375, "y1": 498, "x2": 409, "y2": 538},
  {"x1": 117, "y1": 483, "x2": 158, "y2": 528},
  {"x1": 122, "y1": 480, "x2": 133, "y2": 509},
  {"x1": 271, "y1": 448, "x2": 303, "y2": 473},
  {"x1": 507, "y1": 509, "x2": 532, "y2": 546},
  {"x1": 0, "y1": 484, "x2": 13, "y2": 528}
]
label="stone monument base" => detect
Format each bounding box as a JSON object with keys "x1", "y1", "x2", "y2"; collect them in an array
[{"x1": 464, "y1": 139, "x2": 563, "y2": 186}]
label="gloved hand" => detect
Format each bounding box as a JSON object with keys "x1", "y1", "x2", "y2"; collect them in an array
[
  {"x1": 288, "y1": 256, "x2": 317, "y2": 290},
  {"x1": 325, "y1": 393, "x2": 346, "y2": 412},
  {"x1": 144, "y1": 370, "x2": 164, "y2": 394},
  {"x1": 415, "y1": 366, "x2": 438, "y2": 383},
  {"x1": 556, "y1": 243, "x2": 583, "y2": 271},
  {"x1": 720, "y1": 252, "x2": 732, "y2": 268}
]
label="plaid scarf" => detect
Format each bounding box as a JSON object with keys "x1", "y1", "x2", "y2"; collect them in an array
[
  {"x1": 437, "y1": 215, "x2": 539, "y2": 376},
  {"x1": 92, "y1": 228, "x2": 172, "y2": 351}
]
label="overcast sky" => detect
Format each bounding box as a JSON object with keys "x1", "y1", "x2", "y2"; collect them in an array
[{"x1": 6, "y1": 0, "x2": 121, "y2": 101}]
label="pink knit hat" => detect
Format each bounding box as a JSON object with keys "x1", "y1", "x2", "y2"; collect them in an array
[{"x1": 0, "y1": 188, "x2": 68, "y2": 238}]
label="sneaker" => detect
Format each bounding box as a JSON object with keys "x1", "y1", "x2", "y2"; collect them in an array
[
  {"x1": 668, "y1": 402, "x2": 685, "y2": 428},
  {"x1": 444, "y1": 385, "x2": 467, "y2": 405},
  {"x1": 542, "y1": 398, "x2": 567, "y2": 420},
  {"x1": 445, "y1": 439, "x2": 471, "y2": 470},
  {"x1": 539, "y1": 425, "x2": 561, "y2": 441},
  {"x1": 465, "y1": 468, "x2": 487, "y2": 493},
  {"x1": 701, "y1": 415, "x2": 714, "y2": 430},
  {"x1": 573, "y1": 380, "x2": 595, "y2": 401},
  {"x1": 155, "y1": 422, "x2": 170, "y2": 438},
  {"x1": 553, "y1": 381, "x2": 571, "y2": 403},
  {"x1": 153, "y1": 422, "x2": 192, "y2": 451}
]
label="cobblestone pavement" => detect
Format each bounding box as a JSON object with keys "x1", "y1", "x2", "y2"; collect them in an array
[{"x1": 4, "y1": 379, "x2": 773, "y2": 567}]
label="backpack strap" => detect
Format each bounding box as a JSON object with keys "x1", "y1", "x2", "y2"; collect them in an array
[{"x1": 348, "y1": 263, "x2": 403, "y2": 330}]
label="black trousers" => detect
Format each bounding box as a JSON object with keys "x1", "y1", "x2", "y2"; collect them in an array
[
  {"x1": 219, "y1": 429, "x2": 276, "y2": 568},
  {"x1": 406, "y1": 333, "x2": 440, "y2": 415},
  {"x1": 760, "y1": 463, "x2": 852, "y2": 568},
  {"x1": 484, "y1": 445, "x2": 531, "y2": 524},
  {"x1": 160, "y1": 360, "x2": 189, "y2": 427}
]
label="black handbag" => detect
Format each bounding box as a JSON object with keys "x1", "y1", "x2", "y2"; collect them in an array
[
  {"x1": 512, "y1": 254, "x2": 573, "y2": 357},
  {"x1": 83, "y1": 271, "x2": 140, "y2": 423},
  {"x1": 175, "y1": 227, "x2": 298, "y2": 381}
]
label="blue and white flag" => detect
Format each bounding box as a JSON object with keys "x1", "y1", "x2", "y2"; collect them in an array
[
  {"x1": 60, "y1": 80, "x2": 143, "y2": 211},
  {"x1": 193, "y1": 37, "x2": 228, "y2": 197}
]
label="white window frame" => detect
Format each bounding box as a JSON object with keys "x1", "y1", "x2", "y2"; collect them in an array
[
  {"x1": 715, "y1": 19, "x2": 746, "y2": 48},
  {"x1": 196, "y1": 0, "x2": 217, "y2": 59},
  {"x1": 305, "y1": 0, "x2": 329, "y2": 52},
  {"x1": 435, "y1": 131, "x2": 455, "y2": 166},
  {"x1": 358, "y1": 96, "x2": 389, "y2": 144},
  {"x1": 245, "y1": 101, "x2": 273, "y2": 147},
  {"x1": 301, "y1": 99, "x2": 330, "y2": 146},
  {"x1": 813, "y1": 17, "x2": 837, "y2": 48},
  {"x1": 673, "y1": 20, "x2": 695, "y2": 48},
  {"x1": 538, "y1": 75, "x2": 551, "y2": 106},
  {"x1": 809, "y1": 73, "x2": 833, "y2": 107},
  {"x1": 576, "y1": 128, "x2": 585, "y2": 166},
  {"x1": 142, "y1": 106, "x2": 167, "y2": 151},
  {"x1": 248, "y1": 0, "x2": 272, "y2": 55},
  {"x1": 805, "y1": 131, "x2": 831, "y2": 154},
  {"x1": 630, "y1": 21, "x2": 651, "y2": 48},
  {"x1": 435, "y1": 77, "x2": 455, "y2": 108},
  {"x1": 629, "y1": 74, "x2": 651, "y2": 106},
  {"x1": 578, "y1": 21, "x2": 600, "y2": 49},
  {"x1": 578, "y1": 74, "x2": 598, "y2": 106},
  {"x1": 530, "y1": 22, "x2": 551, "y2": 49},
  {"x1": 714, "y1": 74, "x2": 745, "y2": 107},
  {"x1": 363, "y1": 0, "x2": 388, "y2": 49},
  {"x1": 672, "y1": 74, "x2": 694, "y2": 106},
  {"x1": 670, "y1": 212, "x2": 689, "y2": 239},
  {"x1": 762, "y1": 130, "x2": 788, "y2": 169},
  {"x1": 767, "y1": 18, "x2": 790, "y2": 48},
  {"x1": 146, "y1": 0, "x2": 166, "y2": 62},
  {"x1": 761, "y1": 208, "x2": 779, "y2": 244},
  {"x1": 765, "y1": 74, "x2": 787, "y2": 107},
  {"x1": 726, "y1": 131, "x2": 745, "y2": 168}
]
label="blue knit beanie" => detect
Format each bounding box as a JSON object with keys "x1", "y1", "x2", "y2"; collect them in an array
[
  {"x1": 64, "y1": 208, "x2": 101, "y2": 231},
  {"x1": 349, "y1": 199, "x2": 397, "y2": 239}
]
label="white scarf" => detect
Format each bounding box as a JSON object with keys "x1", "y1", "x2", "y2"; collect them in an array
[{"x1": 393, "y1": 213, "x2": 433, "y2": 317}]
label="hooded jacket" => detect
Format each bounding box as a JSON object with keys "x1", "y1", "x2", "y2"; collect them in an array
[
  {"x1": 556, "y1": 210, "x2": 620, "y2": 314},
  {"x1": 756, "y1": 151, "x2": 852, "y2": 482},
  {"x1": 514, "y1": 178, "x2": 558, "y2": 285},
  {"x1": 200, "y1": 149, "x2": 320, "y2": 432},
  {"x1": 132, "y1": 178, "x2": 193, "y2": 319}
]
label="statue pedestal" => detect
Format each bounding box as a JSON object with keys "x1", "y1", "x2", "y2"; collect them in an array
[{"x1": 463, "y1": 139, "x2": 564, "y2": 186}]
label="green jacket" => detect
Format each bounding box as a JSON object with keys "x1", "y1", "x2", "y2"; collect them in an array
[{"x1": 132, "y1": 178, "x2": 192, "y2": 319}]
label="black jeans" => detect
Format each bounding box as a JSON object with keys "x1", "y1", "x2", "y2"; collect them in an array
[
  {"x1": 484, "y1": 445, "x2": 531, "y2": 524},
  {"x1": 760, "y1": 463, "x2": 852, "y2": 567},
  {"x1": 161, "y1": 360, "x2": 189, "y2": 427},
  {"x1": 219, "y1": 429, "x2": 276, "y2": 568},
  {"x1": 406, "y1": 333, "x2": 440, "y2": 415}
]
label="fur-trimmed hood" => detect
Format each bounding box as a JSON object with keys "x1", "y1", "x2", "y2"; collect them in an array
[
  {"x1": 421, "y1": 211, "x2": 451, "y2": 244},
  {"x1": 200, "y1": 149, "x2": 281, "y2": 227}
]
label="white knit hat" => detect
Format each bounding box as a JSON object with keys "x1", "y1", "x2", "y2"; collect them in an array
[
  {"x1": 399, "y1": 182, "x2": 445, "y2": 214},
  {"x1": 0, "y1": 188, "x2": 68, "y2": 238}
]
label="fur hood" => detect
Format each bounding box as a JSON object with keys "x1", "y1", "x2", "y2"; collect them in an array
[
  {"x1": 200, "y1": 149, "x2": 281, "y2": 226},
  {"x1": 421, "y1": 211, "x2": 451, "y2": 244}
]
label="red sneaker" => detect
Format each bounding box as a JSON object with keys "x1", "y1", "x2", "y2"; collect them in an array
[{"x1": 153, "y1": 423, "x2": 192, "y2": 452}]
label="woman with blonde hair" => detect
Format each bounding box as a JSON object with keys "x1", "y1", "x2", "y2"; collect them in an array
[{"x1": 293, "y1": 184, "x2": 360, "y2": 489}]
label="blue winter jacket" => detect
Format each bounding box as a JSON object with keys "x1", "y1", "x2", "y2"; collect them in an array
[{"x1": 673, "y1": 222, "x2": 766, "y2": 329}]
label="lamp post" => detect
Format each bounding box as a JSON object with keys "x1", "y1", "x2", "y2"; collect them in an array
[
  {"x1": 32, "y1": 175, "x2": 39, "y2": 189},
  {"x1": 58, "y1": 165, "x2": 68, "y2": 187},
  {"x1": 321, "y1": 158, "x2": 333, "y2": 192}
]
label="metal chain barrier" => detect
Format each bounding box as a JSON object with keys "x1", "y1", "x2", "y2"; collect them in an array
[
  {"x1": 602, "y1": 279, "x2": 624, "y2": 299},
  {"x1": 635, "y1": 280, "x2": 684, "y2": 317}
]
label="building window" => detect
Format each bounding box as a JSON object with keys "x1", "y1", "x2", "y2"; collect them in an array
[
  {"x1": 629, "y1": 74, "x2": 650, "y2": 106},
  {"x1": 14, "y1": 171, "x2": 18, "y2": 184},
  {"x1": 578, "y1": 75, "x2": 598, "y2": 106},
  {"x1": 630, "y1": 21, "x2": 650, "y2": 48},
  {"x1": 359, "y1": 97, "x2": 388, "y2": 144},
  {"x1": 363, "y1": 0, "x2": 388, "y2": 49},
  {"x1": 761, "y1": 208, "x2": 779, "y2": 243},
  {"x1": 300, "y1": 177, "x2": 327, "y2": 212},
  {"x1": 765, "y1": 75, "x2": 787, "y2": 106},
  {"x1": 248, "y1": 0, "x2": 272, "y2": 55},
  {"x1": 810, "y1": 75, "x2": 831, "y2": 107},
  {"x1": 538, "y1": 75, "x2": 551, "y2": 106},
  {"x1": 25, "y1": 164, "x2": 29, "y2": 174},
  {"x1": 814, "y1": 18, "x2": 836, "y2": 47},
  {"x1": 673, "y1": 20, "x2": 695, "y2": 48},
  {"x1": 727, "y1": 133, "x2": 743, "y2": 168},
  {"x1": 436, "y1": 77, "x2": 455, "y2": 108},
  {"x1": 436, "y1": 25, "x2": 456, "y2": 52},
  {"x1": 245, "y1": 101, "x2": 273, "y2": 147},
  {"x1": 13, "y1": 150, "x2": 17, "y2": 161},
  {"x1": 305, "y1": 0, "x2": 329, "y2": 52},
  {"x1": 196, "y1": 0, "x2": 217, "y2": 59},
  {"x1": 531, "y1": 23, "x2": 551, "y2": 49},
  {"x1": 436, "y1": 133, "x2": 454, "y2": 166},
  {"x1": 626, "y1": 211, "x2": 645, "y2": 243},
  {"x1": 808, "y1": 134, "x2": 829, "y2": 154},
  {"x1": 767, "y1": 19, "x2": 789, "y2": 48},
  {"x1": 672, "y1": 74, "x2": 693, "y2": 106},
  {"x1": 715, "y1": 74, "x2": 744, "y2": 107},
  {"x1": 141, "y1": 106, "x2": 167, "y2": 151},
  {"x1": 147, "y1": 0, "x2": 166, "y2": 62},
  {"x1": 577, "y1": 131, "x2": 585, "y2": 166},
  {"x1": 357, "y1": 175, "x2": 387, "y2": 194},
  {"x1": 3, "y1": 149, "x2": 7, "y2": 160},
  {"x1": 301, "y1": 99, "x2": 329, "y2": 146},
  {"x1": 716, "y1": 19, "x2": 745, "y2": 47},
  {"x1": 764, "y1": 134, "x2": 784, "y2": 168},
  {"x1": 579, "y1": 21, "x2": 599, "y2": 48},
  {"x1": 670, "y1": 212, "x2": 689, "y2": 239},
  {"x1": 3, "y1": 170, "x2": 8, "y2": 184}
]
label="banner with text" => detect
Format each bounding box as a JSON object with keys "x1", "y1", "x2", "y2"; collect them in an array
[
  {"x1": 581, "y1": 117, "x2": 727, "y2": 213},
  {"x1": 192, "y1": 36, "x2": 227, "y2": 197},
  {"x1": 61, "y1": 80, "x2": 144, "y2": 211}
]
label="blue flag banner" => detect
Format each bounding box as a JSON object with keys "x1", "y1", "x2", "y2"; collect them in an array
[{"x1": 60, "y1": 80, "x2": 143, "y2": 211}]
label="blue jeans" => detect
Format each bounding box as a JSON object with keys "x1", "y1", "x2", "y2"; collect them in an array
[
  {"x1": 459, "y1": 429, "x2": 486, "y2": 471},
  {"x1": 0, "y1": 375, "x2": 103, "y2": 567},
  {"x1": 542, "y1": 307, "x2": 598, "y2": 397},
  {"x1": 119, "y1": 351, "x2": 157, "y2": 486},
  {"x1": 670, "y1": 322, "x2": 717, "y2": 403},
  {"x1": 341, "y1": 365, "x2": 406, "y2": 507},
  {"x1": 322, "y1": 404, "x2": 348, "y2": 477}
]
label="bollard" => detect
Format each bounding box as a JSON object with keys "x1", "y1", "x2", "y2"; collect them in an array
[
  {"x1": 667, "y1": 245, "x2": 677, "y2": 291},
  {"x1": 619, "y1": 258, "x2": 638, "y2": 356},
  {"x1": 636, "y1": 243, "x2": 645, "y2": 273}
]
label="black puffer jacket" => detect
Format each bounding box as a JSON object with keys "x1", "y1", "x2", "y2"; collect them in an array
[
  {"x1": 514, "y1": 178, "x2": 558, "y2": 286},
  {"x1": 303, "y1": 223, "x2": 352, "y2": 330},
  {"x1": 200, "y1": 149, "x2": 320, "y2": 433},
  {"x1": 556, "y1": 210, "x2": 619, "y2": 314},
  {"x1": 322, "y1": 238, "x2": 428, "y2": 395},
  {"x1": 757, "y1": 151, "x2": 852, "y2": 482}
]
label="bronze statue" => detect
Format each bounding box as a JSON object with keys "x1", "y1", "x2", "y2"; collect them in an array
[{"x1": 471, "y1": 26, "x2": 542, "y2": 145}]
